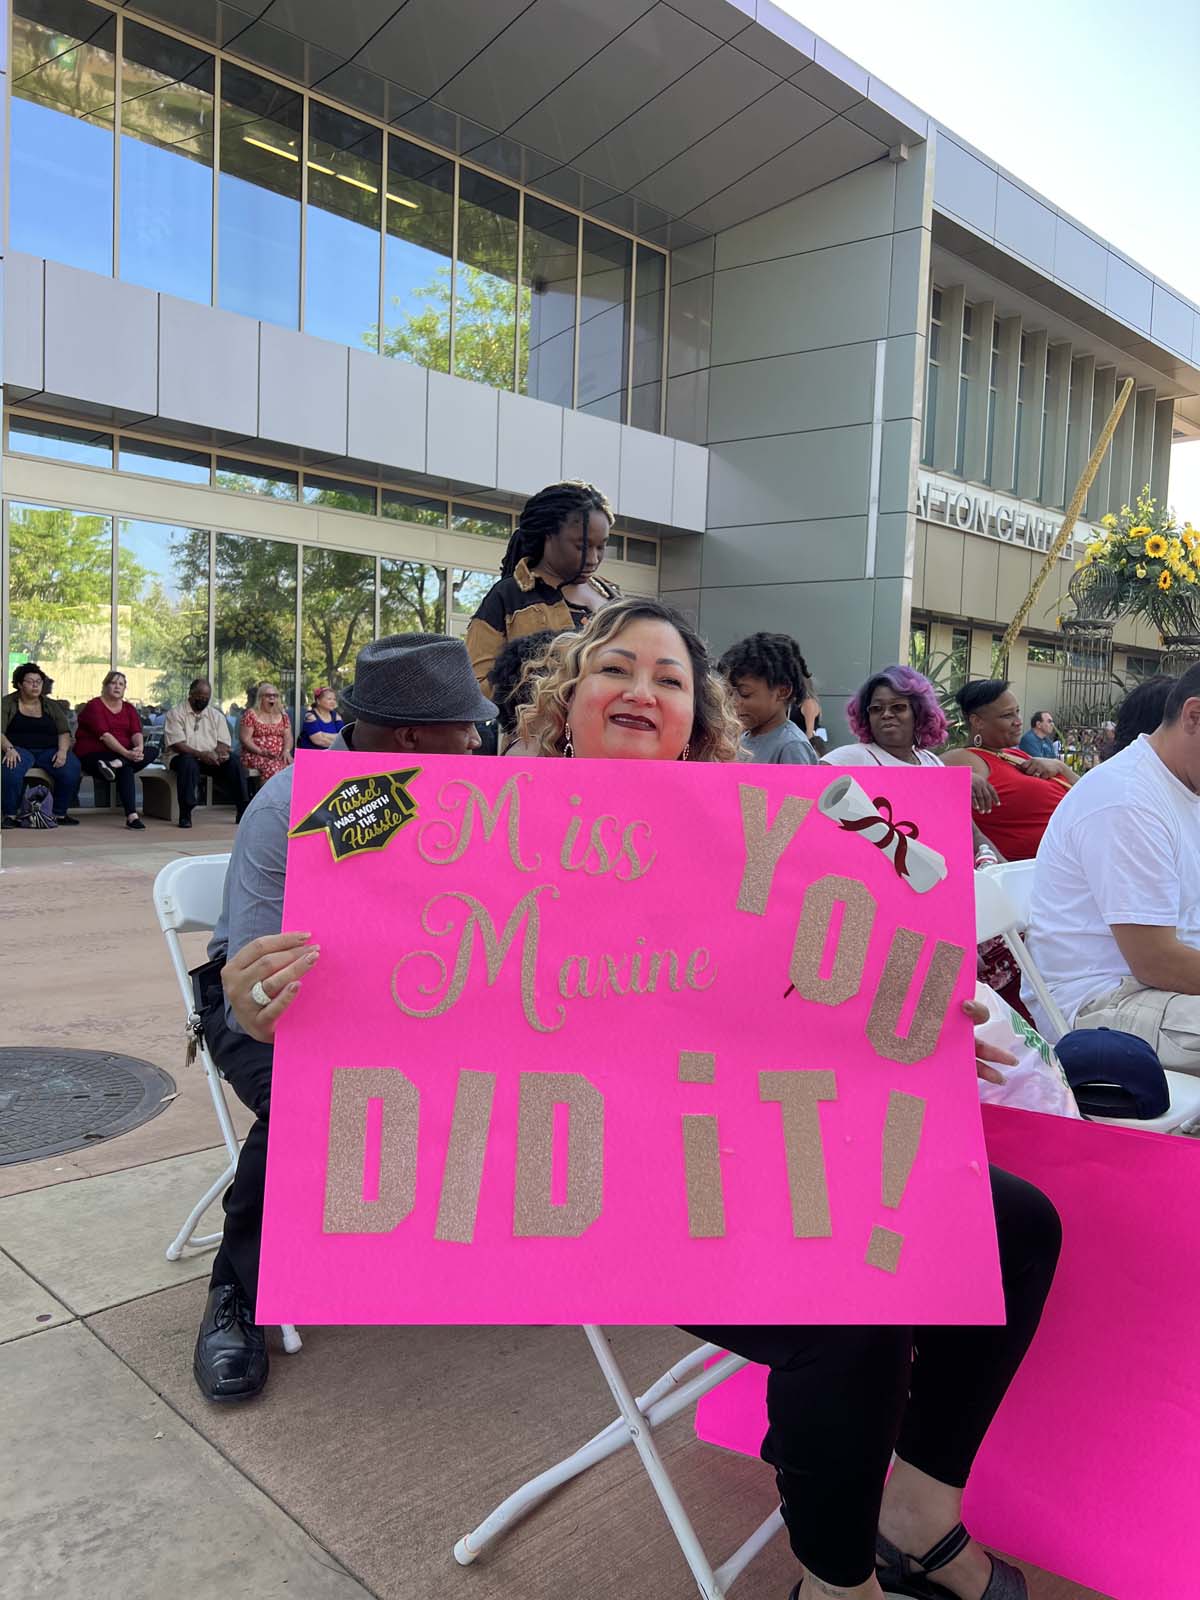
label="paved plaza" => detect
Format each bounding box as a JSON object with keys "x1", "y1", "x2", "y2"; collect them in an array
[{"x1": 0, "y1": 812, "x2": 1110, "y2": 1599}]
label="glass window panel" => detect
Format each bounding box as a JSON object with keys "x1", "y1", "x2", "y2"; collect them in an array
[
  {"x1": 301, "y1": 547, "x2": 376, "y2": 694},
  {"x1": 215, "y1": 456, "x2": 299, "y2": 499},
  {"x1": 380, "y1": 558, "x2": 446, "y2": 635},
  {"x1": 119, "y1": 439, "x2": 211, "y2": 483},
  {"x1": 120, "y1": 22, "x2": 213, "y2": 302},
  {"x1": 382, "y1": 136, "x2": 454, "y2": 370},
  {"x1": 218, "y1": 65, "x2": 302, "y2": 327},
  {"x1": 451, "y1": 506, "x2": 511, "y2": 540},
  {"x1": 301, "y1": 475, "x2": 376, "y2": 515},
  {"x1": 7, "y1": 501, "x2": 114, "y2": 706},
  {"x1": 213, "y1": 532, "x2": 297, "y2": 721},
  {"x1": 578, "y1": 223, "x2": 632, "y2": 421},
  {"x1": 454, "y1": 169, "x2": 518, "y2": 390},
  {"x1": 606, "y1": 533, "x2": 625, "y2": 561},
  {"x1": 624, "y1": 535, "x2": 657, "y2": 568},
  {"x1": 520, "y1": 197, "x2": 577, "y2": 408},
  {"x1": 116, "y1": 518, "x2": 209, "y2": 708},
  {"x1": 452, "y1": 568, "x2": 496, "y2": 615},
  {"x1": 381, "y1": 488, "x2": 448, "y2": 526},
  {"x1": 305, "y1": 102, "x2": 381, "y2": 351},
  {"x1": 630, "y1": 247, "x2": 665, "y2": 432},
  {"x1": 10, "y1": 0, "x2": 116, "y2": 274},
  {"x1": 8, "y1": 416, "x2": 114, "y2": 467}
]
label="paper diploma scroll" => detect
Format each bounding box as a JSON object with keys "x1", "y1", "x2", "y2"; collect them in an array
[{"x1": 818, "y1": 775, "x2": 948, "y2": 895}]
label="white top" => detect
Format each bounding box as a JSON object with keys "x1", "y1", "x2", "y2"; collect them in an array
[
  {"x1": 1025, "y1": 735, "x2": 1200, "y2": 1030},
  {"x1": 821, "y1": 742, "x2": 943, "y2": 768}
]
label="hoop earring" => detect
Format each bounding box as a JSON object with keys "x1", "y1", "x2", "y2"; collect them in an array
[
  {"x1": 679, "y1": 743, "x2": 690, "y2": 762},
  {"x1": 972, "y1": 733, "x2": 983, "y2": 748},
  {"x1": 563, "y1": 723, "x2": 574, "y2": 759}
]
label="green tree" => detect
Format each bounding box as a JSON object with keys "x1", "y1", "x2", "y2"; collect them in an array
[
  {"x1": 301, "y1": 549, "x2": 375, "y2": 691},
  {"x1": 7, "y1": 505, "x2": 113, "y2": 663},
  {"x1": 379, "y1": 263, "x2": 517, "y2": 391}
]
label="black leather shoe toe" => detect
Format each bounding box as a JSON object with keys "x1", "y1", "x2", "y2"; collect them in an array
[{"x1": 193, "y1": 1284, "x2": 268, "y2": 1402}]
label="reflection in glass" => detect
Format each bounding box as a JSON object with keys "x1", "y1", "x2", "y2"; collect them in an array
[
  {"x1": 381, "y1": 559, "x2": 445, "y2": 635},
  {"x1": 219, "y1": 65, "x2": 302, "y2": 327},
  {"x1": 382, "y1": 137, "x2": 454, "y2": 369},
  {"x1": 121, "y1": 22, "x2": 213, "y2": 302},
  {"x1": 521, "y1": 199, "x2": 577, "y2": 407},
  {"x1": 213, "y1": 532, "x2": 297, "y2": 720},
  {"x1": 454, "y1": 170, "x2": 518, "y2": 390},
  {"x1": 625, "y1": 535, "x2": 657, "y2": 568},
  {"x1": 452, "y1": 568, "x2": 496, "y2": 616},
  {"x1": 119, "y1": 440, "x2": 211, "y2": 483},
  {"x1": 9, "y1": 416, "x2": 114, "y2": 467},
  {"x1": 382, "y1": 489, "x2": 448, "y2": 527},
  {"x1": 7, "y1": 501, "x2": 114, "y2": 705},
  {"x1": 117, "y1": 519, "x2": 209, "y2": 707},
  {"x1": 630, "y1": 247, "x2": 666, "y2": 431},
  {"x1": 305, "y1": 104, "x2": 381, "y2": 351},
  {"x1": 10, "y1": 0, "x2": 116, "y2": 274},
  {"x1": 452, "y1": 507, "x2": 511, "y2": 540},
  {"x1": 215, "y1": 457, "x2": 298, "y2": 500},
  {"x1": 301, "y1": 476, "x2": 376, "y2": 515},
  {"x1": 302, "y1": 548, "x2": 375, "y2": 694},
  {"x1": 578, "y1": 224, "x2": 632, "y2": 421}
]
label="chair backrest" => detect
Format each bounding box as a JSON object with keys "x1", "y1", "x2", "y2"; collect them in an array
[
  {"x1": 974, "y1": 864, "x2": 1069, "y2": 1043},
  {"x1": 153, "y1": 854, "x2": 230, "y2": 1018},
  {"x1": 983, "y1": 858, "x2": 1037, "y2": 927}
]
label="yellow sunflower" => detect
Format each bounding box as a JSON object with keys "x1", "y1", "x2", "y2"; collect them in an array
[
  {"x1": 1130, "y1": 524, "x2": 1152, "y2": 538},
  {"x1": 1159, "y1": 570, "x2": 1173, "y2": 591},
  {"x1": 1145, "y1": 533, "x2": 1169, "y2": 558},
  {"x1": 1101, "y1": 513, "x2": 1118, "y2": 528}
]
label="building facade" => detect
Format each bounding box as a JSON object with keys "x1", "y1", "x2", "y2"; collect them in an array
[{"x1": 2, "y1": 0, "x2": 1198, "y2": 737}]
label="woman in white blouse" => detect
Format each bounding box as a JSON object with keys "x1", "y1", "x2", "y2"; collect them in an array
[{"x1": 823, "y1": 665, "x2": 947, "y2": 768}]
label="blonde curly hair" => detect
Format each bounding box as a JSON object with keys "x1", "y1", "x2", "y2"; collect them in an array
[{"x1": 516, "y1": 597, "x2": 743, "y2": 763}]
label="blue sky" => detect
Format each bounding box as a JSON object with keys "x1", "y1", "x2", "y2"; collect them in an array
[{"x1": 781, "y1": 0, "x2": 1200, "y2": 521}]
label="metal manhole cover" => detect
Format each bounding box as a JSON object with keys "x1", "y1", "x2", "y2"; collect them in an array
[{"x1": 0, "y1": 1049, "x2": 176, "y2": 1165}]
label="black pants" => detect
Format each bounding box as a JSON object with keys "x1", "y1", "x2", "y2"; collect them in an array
[
  {"x1": 79, "y1": 751, "x2": 151, "y2": 815},
  {"x1": 172, "y1": 753, "x2": 249, "y2": 818},
  {"x1": 685, "y1": 1167, "x2": 1061, "y2": 1588},
  {"x1": 202, "y1": 994, "x2": 273, "y2": 1305}
]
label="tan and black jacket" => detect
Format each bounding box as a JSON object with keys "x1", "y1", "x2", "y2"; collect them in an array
[{"x1": 465, "y1": 558, "x2": 620, "y2": 690}]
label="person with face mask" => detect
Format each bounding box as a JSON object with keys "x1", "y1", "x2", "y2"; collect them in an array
[
  {"x1": 465, "y1": 480, "x2": 620, "y2": 692},
  {"x1": 164, "y1": 677, "x2": 250, "y2": 829}
]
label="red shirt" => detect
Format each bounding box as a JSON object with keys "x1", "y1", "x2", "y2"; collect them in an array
[
  {"x1": 74, "y1": 697, "x2": 143, "y2": 759},
  {"x1": 972, "y1": 747, "x2": 1068, "y2": 861}
]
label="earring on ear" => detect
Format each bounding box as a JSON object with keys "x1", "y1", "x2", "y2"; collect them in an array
[
  {"x1": 563, "y1": 723, "x2": 575, "y2": 759},
  {"x1": 679, "y1": 742, "x2": 690, "y2": 762},
  {"x1": 972, "y1": 732, "x2": 983, "y2": 748}
]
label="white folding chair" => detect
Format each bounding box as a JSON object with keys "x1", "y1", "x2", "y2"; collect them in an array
[
  {"x1": 454, "y1": 1327, "x2": 784, "y2": 1599},
  {"x1": 153, "y1": 853, "x2": 301, "y2": 1354},
  {"x1": 976, "y1": 866, "x2": 1200, "y2": 1134}
]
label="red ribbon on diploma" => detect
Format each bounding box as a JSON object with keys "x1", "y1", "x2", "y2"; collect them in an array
[{"x1": 838, "y1": 797, "x2": 920, "y2": 883}]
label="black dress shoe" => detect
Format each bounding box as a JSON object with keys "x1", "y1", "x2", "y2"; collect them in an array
[
  {"x1": 54, "y1": 813, "x2": 80, "y2": 826},
  {"x1": 193, "y1": 1283, "x2": 268, "y2": 1402},
  {"x1": 178, "y1": 812, "x2": 193, "y2": 829}
]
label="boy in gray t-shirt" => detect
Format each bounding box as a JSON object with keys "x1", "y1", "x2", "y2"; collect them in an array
[{"x1": 719, "y1": 632, "x2": 819, "y2": 765}]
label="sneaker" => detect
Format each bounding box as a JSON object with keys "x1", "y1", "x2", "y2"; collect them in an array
[
  {"x1": 55, "y1": 814, "x2": 80, "y2": 826},
  {"x1": 1, "y1": 815, "x2": 17, "y2": 830},
  {"x1": 97, "y1": 759, "x2": 116, "y2": 782},
  {"x1": 125, "y1": 815, "x2": 146, "y2": 830}
]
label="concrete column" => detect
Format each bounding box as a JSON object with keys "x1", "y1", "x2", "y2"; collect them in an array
[
  {"x1": 962, "y1": 299, "x2": 993, "y2": 484},
  {"x1": 1040, "y1": 341, "x2": 1072, "y2": 508},
  {"x1": 1152, "y1": 397, "x2": 1175, "y2": 506},
  {"x1": 1108, "y1": 375, "x2": 1136, "y2": 515},
  {"x1": 931, "y1": 283, "x2": 965, "y2": 473},
  {"x1": 1015, "y1": 328, "x2": 1047, "y2": 502},
  {"x1": 1086, "y1": 365, "x2": 1117, "y2": 520},
  {"x1": 990, "y1": 314, "x2": 1021, "y2": 491},
  {"x1": 1065, "y1": 352, "x2": 1095, "y2": 507},
  {"x1": 1131, "y1": 386, "x2": 1157, "y2": 505}
]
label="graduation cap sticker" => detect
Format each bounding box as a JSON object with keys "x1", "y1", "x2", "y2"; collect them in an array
[{"x1": 289, "y1": 769, "x2": 420, "y2": 862}]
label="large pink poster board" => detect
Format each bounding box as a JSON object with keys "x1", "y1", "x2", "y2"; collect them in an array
[
  {"x1": 257, "y1": 753, "x2": 1002, "y2": 1326},
  {"x1": 694, "y1": 1106, "x2": 1200, "y2": 1600}
]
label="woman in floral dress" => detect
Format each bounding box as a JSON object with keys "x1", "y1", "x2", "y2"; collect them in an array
[{"x1": 239, "y1": 682, "x2": 292, "y2": 783}]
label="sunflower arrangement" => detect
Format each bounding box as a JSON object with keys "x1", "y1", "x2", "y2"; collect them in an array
[{"x1": 1077, "y1": 486, "x2": 1200, "y2": 629}]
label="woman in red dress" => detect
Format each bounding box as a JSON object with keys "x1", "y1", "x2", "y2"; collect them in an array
[{"x1": 239, "y1": 682, "x2": 292, "y2": 783}]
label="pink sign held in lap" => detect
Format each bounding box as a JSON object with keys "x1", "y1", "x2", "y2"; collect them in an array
[{"x1": 257, "y1": 754, "x2": 1002, "y2": 1326}]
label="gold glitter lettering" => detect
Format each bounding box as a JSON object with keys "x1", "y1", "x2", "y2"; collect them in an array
[
  {"x1": 433, "y1": 1070, "x2": 497, "y2": 1244},
  {"x1": 513, "y1": 1073, "x2": 604, "y2": 1237},
  {"x1": 677, "y1": 1050, "x2": 716, "y2": 1084},
  {"x1": 417, "y1": 773, "x2": 541, "y2": 872},
  {"x1": 789, "y1": 874, "x2": 875, "y2": 1007},
  {"x1": 866, "y1": 929, "x2": 966, "y2": 1064},
  {"x1": 323, "y1": 1068, "x2": 418, "y2": 1235},
  {"x1": 759, "y1": 1069, "x2": 838, "y2": 1237},
  {"x1": 681, "y1": 1116, "x2": 726, "y2": 1237},
  {"x1": 685, "y1": 948, "x2": 716, "y2": 990},
  {"x1": 616, "y1": 820, "x2": 657, "y2": 881},
  {"x1": 866, "y1": 1225, "x2": 904, "y2": 1273},
  {"x1": 737, "y1": 785, "x2": 814, "y2": 915}
]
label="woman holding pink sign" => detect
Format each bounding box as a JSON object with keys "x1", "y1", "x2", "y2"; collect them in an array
[{"x1": 516, "y1": 599, "x2": 1061, "y2": 1600}]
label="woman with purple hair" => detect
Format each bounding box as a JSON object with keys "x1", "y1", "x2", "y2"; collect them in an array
[{"x1": 822, "y1": 665, "x2": 948, "y2": 768}]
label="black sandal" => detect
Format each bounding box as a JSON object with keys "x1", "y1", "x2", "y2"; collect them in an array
[{"x1": 876, "y1": 1525, "x2": 1026, "y2": 1598}]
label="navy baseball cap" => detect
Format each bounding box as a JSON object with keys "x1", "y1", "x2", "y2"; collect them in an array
[{"x1": 1055, "y1": 1028, "x2": 1169, "y2": 1120}]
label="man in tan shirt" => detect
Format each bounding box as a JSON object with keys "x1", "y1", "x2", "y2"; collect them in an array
[{"x1": 164, "y1": 677, "x2": 249, "y2": 828}]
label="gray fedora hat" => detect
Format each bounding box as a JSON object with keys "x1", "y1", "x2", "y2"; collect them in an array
[{"x1": 338, "y1": 634, "x2": 496, "y2": 727}]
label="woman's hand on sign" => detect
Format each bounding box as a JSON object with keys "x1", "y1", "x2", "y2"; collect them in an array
[
  {"x1": 970, "y1": 771, "x2": 1001, "y2": 813},
  {"x1": 222, "y1": 931, "x2": 319, "y2": 1043},
  {"x1": 963, "y1": 997, "x2": 1013, "y2": 1085}
]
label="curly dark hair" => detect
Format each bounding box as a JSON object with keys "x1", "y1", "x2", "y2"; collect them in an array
[
  {"x1": 499, "y1": 480, "x2": 614, "y2": 580},
  {"x1": 488, "y1": 630, "x2": 561, "y2": 736},
  {"x1": 1116, "y1": 674, "x2": 1176, "y2": 750},
  {"x1": 12, "y1": 661, "x2": 48, "y2": 692},
  {"x1": 718, "y1": 632, "x2": 812, "y2": 716}
]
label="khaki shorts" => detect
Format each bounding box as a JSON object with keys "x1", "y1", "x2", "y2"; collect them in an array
[{"x1": 1074, "y1": 976, "x2": 1200, "y2": 1075}]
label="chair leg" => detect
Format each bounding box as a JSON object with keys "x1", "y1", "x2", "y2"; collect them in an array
[
  {"x1": 281, "y1": 1324, "x2": 302, "y2": 1353},
  {"x1": 584, "y1": 1326, "x2": 726, "y2": 1600},
  {"x1": 165, "y1": 1159, "x2": 236, "y2": 1261}
]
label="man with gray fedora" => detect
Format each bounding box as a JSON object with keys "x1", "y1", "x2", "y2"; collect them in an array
[{"x1": 192, "y1": 634, "x2": 494, "y2": 1403}]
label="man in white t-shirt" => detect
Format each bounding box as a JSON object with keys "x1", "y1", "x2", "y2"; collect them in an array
[{"x1": 1024, "y1": 666, "x2": 1200, "y2": 1070}]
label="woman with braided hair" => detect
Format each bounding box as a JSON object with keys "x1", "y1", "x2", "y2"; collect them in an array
[
  {"x1": 465, "y1": 480, "x2": 621, "y2": 690},
  {"x1": 719, "y1": 631, "x2": 819, "y2": 764}
]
